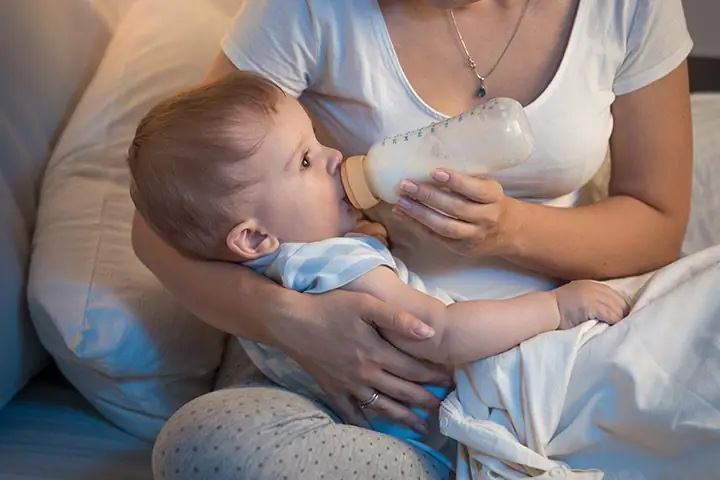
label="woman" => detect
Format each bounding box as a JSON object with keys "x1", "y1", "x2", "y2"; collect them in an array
[{"x1": 138, "y1": 0, "x2": 693, "y2": 478}]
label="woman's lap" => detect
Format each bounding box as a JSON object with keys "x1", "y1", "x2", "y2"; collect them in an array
[{"x1": 152, "y1": 342, "x2": 451, "y2": 479}]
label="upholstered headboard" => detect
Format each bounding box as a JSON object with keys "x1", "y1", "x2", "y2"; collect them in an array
[{"x1": 689, "y1": 57, "x2": 720, "y2": 92}]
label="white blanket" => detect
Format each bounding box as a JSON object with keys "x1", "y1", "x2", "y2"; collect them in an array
[{"x1": 440, "y1": 245, "x2": 720, "y2": 479}]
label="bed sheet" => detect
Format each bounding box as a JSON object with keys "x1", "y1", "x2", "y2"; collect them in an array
[{"x1": 0, "y1": 369, "x2": 152, "y2": 480}]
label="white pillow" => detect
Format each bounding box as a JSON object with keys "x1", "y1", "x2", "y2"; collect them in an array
[
  {"x1": 28, "y1": 0, "x2": 234, "y2": 440},
  {"x1": 683, "y1": 93, "x2": 720, "y2": 255},
  {"x1": 580, "y1": 94, "x2": 720, "y2": 255}
]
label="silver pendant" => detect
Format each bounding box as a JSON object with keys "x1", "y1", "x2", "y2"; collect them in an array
[
  {"x1": 475, "y1": 73, "x2": 487, "y2": 98},
  {"x1": 477, "y1": 78, "x2": 487, "y2": 98}
]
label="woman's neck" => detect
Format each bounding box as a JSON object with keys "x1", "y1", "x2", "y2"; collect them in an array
[{"x1": 378, "y1": 0, "x2": 524, "y2": 19}]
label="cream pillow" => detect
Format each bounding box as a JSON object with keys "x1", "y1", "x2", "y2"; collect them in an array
[
  {"x1": 683, "y1": 93, "x2": 720, "y2": 255},
  {"x1": 28, "y1": 0, "x2": 233, "y2": 440},
  {"x1": 0, "y1": 0, "x2": 135, "y2": 410}
]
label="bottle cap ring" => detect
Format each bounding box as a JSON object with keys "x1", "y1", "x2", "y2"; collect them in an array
[{"x1": 340, "y1": 156, "x2": 380, "y2": 210}]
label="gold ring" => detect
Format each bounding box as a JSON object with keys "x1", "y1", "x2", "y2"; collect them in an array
[{"x1": 358, "y1": 391, "x2": 380, "y2": 409}]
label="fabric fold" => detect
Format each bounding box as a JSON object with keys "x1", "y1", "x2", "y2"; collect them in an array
[{"x1": 442, "y1": 246, "x2": 720, "y2": 479}]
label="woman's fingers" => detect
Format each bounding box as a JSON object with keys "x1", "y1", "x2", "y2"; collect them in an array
[
  {"x1": 392, "y1": 171, "x2": 512, "y2": 256},
  {"x1": 328, "y1": 392, "x2": 370, "y2": 428},
  {"x1": 359, "y1": 293, "x2": 436, "y2": 340},
  {"x1": 370, "y1": 368, "x2": 442, "y2": 411},
  {"x1": 304, "y1": 361, "x2": 371, "y2": 427},
  {"x1": 373, "y1": 341, "x2": 451, "y2": 386},
  {"x1": 399, "y1": 181, "x2": 478, "y2": 222},
  {"x1": 354, "y1": 387, "x2": 427, "y2": 434},
  {"x1": 394, "y1": 198, "x2": 478, "y2": 240},
  {"x1": 370, "y1": 396, "x2": 428, "y2": 434},
  {"x1": 389, "y1": 170, "x2": 518, "y2": 257},
  {"x1": 357, "y1": 300, "x2": 451, "y2": 387},
  {"x1": 430, "y1": 169, "x2": 504, "y2": 204}
]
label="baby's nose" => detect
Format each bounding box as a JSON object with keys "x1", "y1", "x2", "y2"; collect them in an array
[{"x1": 327, "y1": 148, "x2": 343, "y2": 174}]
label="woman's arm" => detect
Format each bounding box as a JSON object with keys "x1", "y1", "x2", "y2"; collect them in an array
[
  {"x1": 204, "y1": 52, "x2": 238, "y2": 82},
  {"x1": 131, "y1": 213, "x2": 295, "y2": 343},
  {"x1": 503, "y1": 62, "x2": 692, "y2": 280},
  {"x1": 393, "y1": 62, "x2": 693, "y2": 281},
  {"x1": 131, "y1": 213, "x2": 448, "y2": 429}
]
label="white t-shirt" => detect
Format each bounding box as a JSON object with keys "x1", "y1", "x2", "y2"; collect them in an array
[{"x1": 221, "y1": 0, "x2": 693, "y2": 300}]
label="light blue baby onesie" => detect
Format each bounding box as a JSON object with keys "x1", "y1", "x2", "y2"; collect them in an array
[{"x1": 242, "y1": 233, "x2": 458, "y2": 469}]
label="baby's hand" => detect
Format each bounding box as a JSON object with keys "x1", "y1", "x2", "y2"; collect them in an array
[
  {"x1": 353, "y1": 220, "x2": 390, "y2": 248},
  {"x1": 553, "y1": 280, "x2": 630, "y2": 330}
]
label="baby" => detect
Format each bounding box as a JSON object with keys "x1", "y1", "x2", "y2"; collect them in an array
[{"x1": 128, "y1": 72, "x2": 629, "y2": 465}]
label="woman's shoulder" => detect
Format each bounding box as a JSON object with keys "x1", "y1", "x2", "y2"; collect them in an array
[
  {"x1": 582, "y1": 0, "x2": 687, "y2": 37},
  {"x1": 577, "y1": 0, "x2": 692, "y2": 94},
  {"x1": 225, "y1": 0, "x2": 371, "y2": 31},
  {"x1": 221, "y1": 0, "x2": 378, "y2": 96}
]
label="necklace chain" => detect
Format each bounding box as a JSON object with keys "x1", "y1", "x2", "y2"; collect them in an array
[{"x1": 449, "y1": 0, "x2": 531, "y2": 97}]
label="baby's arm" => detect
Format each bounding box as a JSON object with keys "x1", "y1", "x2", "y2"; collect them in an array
[{"x1": 345, "y1": 267, "x2": 562, "y2": 365}]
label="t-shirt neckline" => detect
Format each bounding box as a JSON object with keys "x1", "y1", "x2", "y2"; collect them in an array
[{"x1": 369, "y1": 0, "x2": 587, "y2": 118}]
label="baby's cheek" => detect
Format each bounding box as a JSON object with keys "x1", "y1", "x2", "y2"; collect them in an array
[{"x1": 340, "y1": 209, "x2": 357, "y2": 234}]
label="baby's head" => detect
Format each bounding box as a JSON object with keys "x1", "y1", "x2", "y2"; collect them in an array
[{"x1": 128, "y1": 72, "x2": 359, "y2": 262}]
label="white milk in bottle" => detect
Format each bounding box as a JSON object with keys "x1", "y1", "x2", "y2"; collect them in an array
[{"x1": 340, "y1": 97, "x2": 534, "y2": 210}]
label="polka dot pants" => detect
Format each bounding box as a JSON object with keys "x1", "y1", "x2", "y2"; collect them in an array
[
  {"x1": 152, "y1": 343, "x2": 452, "y2": 479},
  {"x1": 153, "y1": 387, "x2": 451, "y2": 479}
]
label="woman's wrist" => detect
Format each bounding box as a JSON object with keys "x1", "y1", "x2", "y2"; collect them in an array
[
  {"x1": 494, "y1": 196, "x2": 530, "y2": 258},
  {"x1": 255, "y1": 287, "x2": 312, "y2": 350}
]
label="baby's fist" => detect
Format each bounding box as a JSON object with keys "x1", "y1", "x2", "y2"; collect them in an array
[
  {"x1": 353, "y1": 220, "x2": 390, "y2": 247},
  {"x1": 553, "y1": 280, "x2": 630, "y2": 330}
]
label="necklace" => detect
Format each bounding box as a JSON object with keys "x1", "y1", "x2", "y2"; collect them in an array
[{"x1": 448, "y1": 0, "x2": 531, "y2": 98}]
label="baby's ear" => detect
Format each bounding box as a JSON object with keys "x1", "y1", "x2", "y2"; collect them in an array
[{"x1": 226, "y1": 220, "x2": 279, "y2": 261}]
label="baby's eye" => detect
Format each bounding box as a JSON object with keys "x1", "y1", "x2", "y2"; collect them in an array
[{"x1": 301, "y1": 155, "x2": 311, "y2": 170}]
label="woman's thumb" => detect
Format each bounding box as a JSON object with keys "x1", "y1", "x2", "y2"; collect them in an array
[{"x1": 369, "y1": 307, "x2": 435, "y2": 340}]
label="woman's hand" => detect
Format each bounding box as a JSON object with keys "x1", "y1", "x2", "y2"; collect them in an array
[
  {"x1": 393, "y1": 168, "x2": 524, "y2": 257},
  {"x1": 275, "y1": 289, "x2": 452, "y2": 433}
]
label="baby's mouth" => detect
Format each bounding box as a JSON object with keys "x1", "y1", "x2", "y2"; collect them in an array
[{"x1": 341, "y1": 195, "x2": 361, "y2": 219}]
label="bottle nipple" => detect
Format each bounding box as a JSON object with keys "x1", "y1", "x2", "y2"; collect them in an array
[{"x1": 340, "y1": 155, "x2": 380, "y2": 210}]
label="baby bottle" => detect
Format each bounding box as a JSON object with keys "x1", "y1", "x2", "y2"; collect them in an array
[{"x1": 340, "y1": 98, "x2": 534, "y2": 210}]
